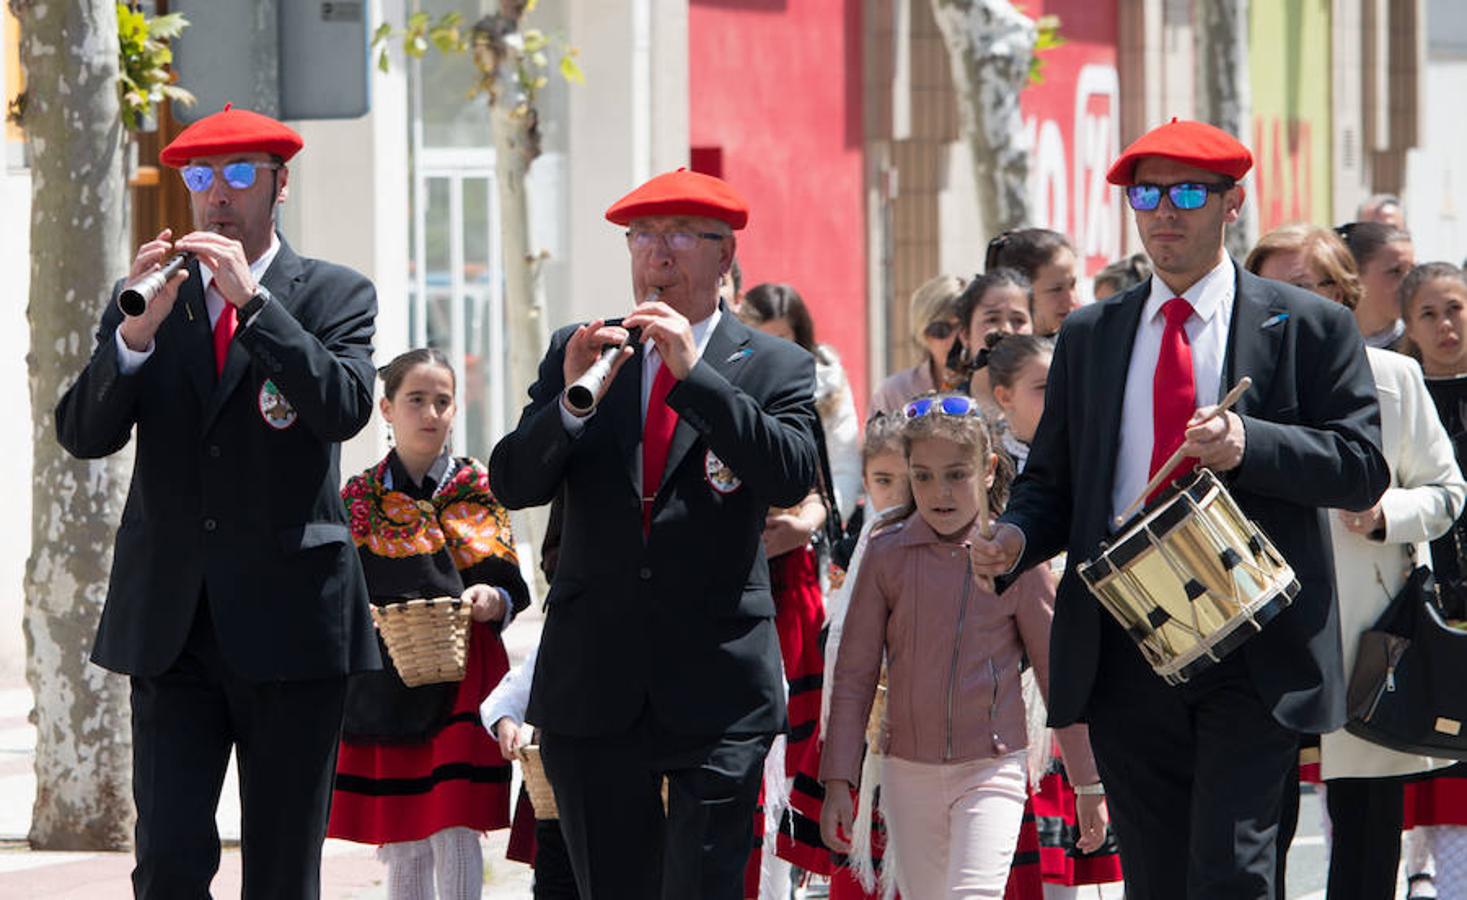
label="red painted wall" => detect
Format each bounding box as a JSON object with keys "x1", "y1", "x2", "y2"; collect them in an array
[
  {"x1": 688, "y1": 0, "x2": 869, "y2": 407},
  {"x1": 1020, "y1": 0, "x2": 1122, "y2": 281}
]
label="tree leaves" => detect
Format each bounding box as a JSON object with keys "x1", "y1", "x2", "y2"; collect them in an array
[{"x1": 115, "y1": 3, "x2": 193, "y2": 132}]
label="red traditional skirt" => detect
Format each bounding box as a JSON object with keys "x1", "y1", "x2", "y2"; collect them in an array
[
  {"x1": 1028, "y1": 742, "x2": 1123, "y2": 886},
  {"x1": 328, "y1": 622, "x2": 512, "y2": 844},
  {"x1": 1405, "y1": 775, "x2": 1467, "y2": 828},
  {"x1": 744, "y1": 547, "x2": 834, "y2": 892}
]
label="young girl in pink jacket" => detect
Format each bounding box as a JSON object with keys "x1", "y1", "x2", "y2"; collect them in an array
[{"x1": 819, "y1": 393, "x2": 1107, "y2": 899}]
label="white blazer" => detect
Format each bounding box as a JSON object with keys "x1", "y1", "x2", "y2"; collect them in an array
[{"x1": 1320, "y1": 348, "x2": 1467, "y2": 779}]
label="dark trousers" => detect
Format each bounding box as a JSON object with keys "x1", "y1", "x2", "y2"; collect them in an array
[
  {"x1": 130, "y1": 603, "x2": 347, "y2": 900},
  {"x1": 539, "y1": 709, "x2": 772, "y2": 900},
  {"x1": 533, "y1": 817, "x2": 581, "y2": 899},
  {"x1": 1085, "y1": 638, "x2": 1298, "y2": 900},
  {"x1": 1325, "y1": 776, "x2": 1405, "y2": 900}
]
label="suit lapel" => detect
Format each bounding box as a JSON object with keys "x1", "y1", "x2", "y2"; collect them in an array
[
  {"x1": 201, "y1": 240, "x2": 305, "y2": 435},
  {"x1": 657, "y1": 311, "x2": 751, "y2": 496},
  {"x1": 1222, "y1": 265, "x2": 1285, "y2": 417}
]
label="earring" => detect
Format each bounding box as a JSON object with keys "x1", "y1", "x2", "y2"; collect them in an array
[{"x1": 385, "y1": 423, "x2": 395, "y2": 448}]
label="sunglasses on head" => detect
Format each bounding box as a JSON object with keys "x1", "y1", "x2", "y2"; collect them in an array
[
  {"x1": 923, "y1": 320, "x2": 958, "y2": 340},
  {"x1": 180, "y1": 161, "x2": 282, "y2": 193},
  {"x1": 1125, "y1": 181, "x2": 1233, "y2": 212},
  {"x1": 903, "y1": 395, "x2": 983, "y2": 420}
]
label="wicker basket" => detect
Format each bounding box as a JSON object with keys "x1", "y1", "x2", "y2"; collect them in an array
[
  {"x1": 371, "y1": 596, "x2": 471, "y2": 688},
  {"x1": 516, "y1": 744, "x2": 669, "y2": 821},
  {"x1": 518, "y1": 744, "x2": 559, "y2": 819}
]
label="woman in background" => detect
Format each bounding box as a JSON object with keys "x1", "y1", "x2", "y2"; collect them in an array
[
  {"x1": 985, "y1": 229, "x2": 1081, "y2": 337},
  {"x1": 871, "y1": 274, "x2": 968, "y2": 415}
]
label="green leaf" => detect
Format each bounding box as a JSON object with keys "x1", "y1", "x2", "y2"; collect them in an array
[
  {"x1": 525, "y1": 0, "x2": 540, "y2": 12},
  {"x1": 407, "y1": 35, "x2": 428, "y2": 57},
  {"x1": 559, "y1": 52, "x2": 585, "y2": 84},
  {"x1": 430, "y1": 27, "x2": 463, "y2": 54},
  {"x1": 378, "y1": 47, "x2": 392, "y2": 73},
  {"x1": 407, "y1": 11, "x2": 430, "y2": 31},
  {"x1": 148, "y1": 12, "x2": 189, "y2": 40},
  {"x1": 372, "y1": 22, "x2": 393, "y2": 46},
  {"x1": 161, "y1": 85, "x2": 196, "y2": 106}
]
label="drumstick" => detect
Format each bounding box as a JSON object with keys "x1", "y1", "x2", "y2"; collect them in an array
[{"x1": 1112, "y1": 376, "x2": 1253, "y2": 528}]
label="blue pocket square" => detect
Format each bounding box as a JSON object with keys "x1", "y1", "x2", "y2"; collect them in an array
[
  {"x1": 1261, "y1": 313, "x2": 1290, "y2": 330},
  {"x1": 725, "y1": 348, "x2": 753, "y2": 363}
]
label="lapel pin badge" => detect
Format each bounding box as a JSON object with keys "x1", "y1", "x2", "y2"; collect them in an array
[
  {"x1": 725, "y1": 347, "x2": 753, "y2": 363},
  {"x1": 1261, "y1": 313, "x2": 1290, "y2": 330}
]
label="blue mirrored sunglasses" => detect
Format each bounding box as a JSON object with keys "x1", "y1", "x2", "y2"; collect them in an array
[
  {"x1": 1125, "y1": 181, "x2": 1232, "y2": 212},
  {"x1": 180, "y1": 161, "x2": 281, "y2": 193},
  {"x1": 903, "y1": 395, "x2": 982, "y2": 420}
]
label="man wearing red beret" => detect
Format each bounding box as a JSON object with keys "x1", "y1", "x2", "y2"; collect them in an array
[
  {"x1": 489, "y1": 169, "x2": 820, "y2": 898},
  {"x1": 55, "y1": 105, "x2": 380, "y2": 898},
  {"x1": 971, "y1": 119, "x2": 1389, "y2": 898}
]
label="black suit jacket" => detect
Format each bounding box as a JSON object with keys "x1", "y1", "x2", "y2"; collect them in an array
[
  {"x1": 1001, "y1": 262, "x2": 1389, "y2": 733},
  {"x1": 55, "y1": 240, "x2": 381, "y2": 682},
  {"x1": 489, "y1": 312, "x2": 820, "y2": 738}
]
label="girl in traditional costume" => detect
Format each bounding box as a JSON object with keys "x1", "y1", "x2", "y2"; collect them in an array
[{"x1": 328, "y1": 348, "x2": 529, "y2": 899}]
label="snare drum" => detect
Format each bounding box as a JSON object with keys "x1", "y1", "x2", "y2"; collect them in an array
[{"x1": 1078, "y1": 469, "x2": 1299, "y2": 685}]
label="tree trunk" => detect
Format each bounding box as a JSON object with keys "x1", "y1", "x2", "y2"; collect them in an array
[
  {"x1": 1195, "y1": 0, "x2": 1255, "y2": 258},
  {"x1": 930, "y1": 0, "x2": 1036, "y2": 238},
  {"x1": 473, "y1": 2, "x2": 549, "y2": 583},
  {"x1": 15, "y1": 0, "x2": 136, "y2": 849},
  {"x1": 474, "y1": 1, "x2": 546, "y2": 412}
]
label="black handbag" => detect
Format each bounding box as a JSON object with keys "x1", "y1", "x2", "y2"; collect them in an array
[{"x1": 1345, "y1": 562, "x2": 1467, "y2": 759}]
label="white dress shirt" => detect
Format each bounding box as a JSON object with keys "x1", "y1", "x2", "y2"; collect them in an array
[
  {"x1": 1110, "y1": 256, "x2": 1235, "y2": 522},
  {"x1": 115, "y1": 234, "x2": 282, "y2": 375}
]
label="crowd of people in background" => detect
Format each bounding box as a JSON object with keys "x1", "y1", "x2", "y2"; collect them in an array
[{"x1": 67, "y1": 104, "x2": 1467, "y2": 900}]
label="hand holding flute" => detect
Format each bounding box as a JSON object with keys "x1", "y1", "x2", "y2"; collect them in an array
[
  {"x1": 117, "y1": 229, "x2": 192, "y2": 350},
  {"x1": 560, "y1": 288, "x2": 660, "y2": 417}
]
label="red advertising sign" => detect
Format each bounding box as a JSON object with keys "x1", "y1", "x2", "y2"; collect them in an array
[{"x1": 1020, "y1": 0, "x2": 1122, "y2": 280}]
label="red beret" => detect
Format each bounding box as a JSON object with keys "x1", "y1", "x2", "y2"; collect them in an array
[
  {"x1": 1106, "y1": 118, "x2": 1253, "y2": 186},
  {"x1": 159, "y1": 103, "x2": 304, "y2": 168},
  {"x1": 605, "y1": 168, "x2": 749, "y2": 230}
]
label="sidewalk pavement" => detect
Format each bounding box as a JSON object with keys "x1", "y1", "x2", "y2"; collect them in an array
[{"x1": 0, "y1": 606, "x2": 547, "y2": 898}]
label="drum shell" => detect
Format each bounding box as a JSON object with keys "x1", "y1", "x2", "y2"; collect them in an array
[{"x1": 1078, "y1": 470, "x2": 1300, "y2": 684}]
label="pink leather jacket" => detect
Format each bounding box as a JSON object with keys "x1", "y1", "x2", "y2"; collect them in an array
[{"x1": 820, "y1": 512, "x2": 1100, "y2": 786}]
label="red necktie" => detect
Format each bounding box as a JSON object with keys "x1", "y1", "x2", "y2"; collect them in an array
[
  {"x1": 1149, "y1": 297, "x2": 1196, "y2": 500},
  {"x1": 212, "y1": 293, "x2": 237, "y2": 378},
  {"x1": 641, "y1": 360, "x2": 679, "y2": 535}
]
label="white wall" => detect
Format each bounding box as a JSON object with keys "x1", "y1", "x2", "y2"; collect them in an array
[
  {"x1": 280, "y1": 0, "x2": 412, "y2": 480},
  {"x1": 0, "y1": 165, "x2": 31, "y2": 683},
  {"x1": 562, "y1": 0, "x2": 689, "y2": 327},
  {"x1": 1404, "y1": 59, "x2": 1467, "y2": 265}
]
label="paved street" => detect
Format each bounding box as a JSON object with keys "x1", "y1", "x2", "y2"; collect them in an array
[{"x1": 0, "y1": 604, "x2": 1402, "y2": 898}]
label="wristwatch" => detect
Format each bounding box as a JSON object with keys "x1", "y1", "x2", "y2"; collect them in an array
[{"x1": 238, "y1": 285, "x2": 273, "y2": 323}]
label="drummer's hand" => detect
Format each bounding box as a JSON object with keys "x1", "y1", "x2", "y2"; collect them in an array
[
  {"x1": 1180, "y1": 409, "x2": 1245, "y2": 471},
  {"x1": 1075, "y1": 793, "x2": 1109, "y2": 853},
  {"x1": 819, "y1": 780, "x2": 856, "y2": 853},
  {"x1": 464, "y1": 584, "x2": 506, "y2": 623},
  {"x1": 1338, "y1": 503, "x2": 1385, "y2": 537},
  {"x1": 968, "y1": 522, "x2": 1024, "y2": 576},
  {"x1": 494, "y1": 716, "x2": 522, "y2": 760},
  {"x1": 561, "y1": 319, "x2": 634, "y2": 416}
]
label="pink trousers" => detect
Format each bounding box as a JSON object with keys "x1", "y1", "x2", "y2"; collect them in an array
[{"x1": 880, "y1": 751, "x2": 1028, "y2": 899}]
